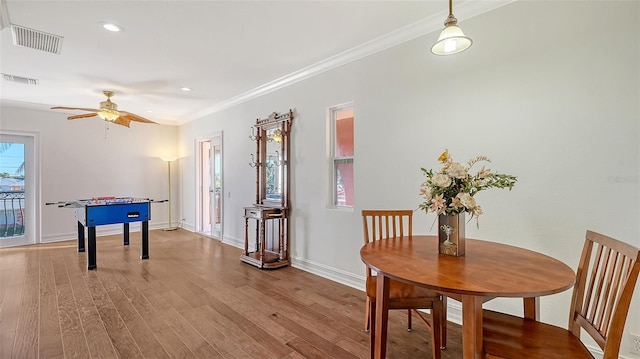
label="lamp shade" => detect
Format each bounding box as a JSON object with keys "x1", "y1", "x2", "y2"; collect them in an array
[
  {"x1": 431, "y1": 24, "x2": 472, "y2": 55},
  {"x1": 161, "y1": 155, "x2": 178, "y2": 162}
]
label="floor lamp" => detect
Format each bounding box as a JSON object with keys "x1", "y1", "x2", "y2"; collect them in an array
[{"x1": 162, "y1": 157, "x2": 178, "y2": 231}]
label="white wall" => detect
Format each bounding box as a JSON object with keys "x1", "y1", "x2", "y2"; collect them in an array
[
  {"x1": 179, "y1": 1, "x2": 639, "y2": 356},
  {"x1": 0, "y1": 105, "x2": 179, "y2": 240},
  {"x1": 1, "y1": 0, "x2": 637, "y2": 356}
]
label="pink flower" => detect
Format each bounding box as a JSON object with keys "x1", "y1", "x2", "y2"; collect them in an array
[{"x1": 430, "y1": 194, "x2": 447, "y2": 215}]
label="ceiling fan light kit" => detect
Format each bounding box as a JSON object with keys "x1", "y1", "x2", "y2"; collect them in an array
[{"x1": 97, "y1": 91, "x2": 121, "y2": 121}]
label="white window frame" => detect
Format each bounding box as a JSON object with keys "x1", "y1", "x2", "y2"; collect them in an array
[{"x1": 327, "y1": 102, "x2": 354, "y2": 209}]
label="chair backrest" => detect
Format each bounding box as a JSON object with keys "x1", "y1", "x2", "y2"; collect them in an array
[
  {"x1": 569, "y1": 230, "x2": 640, "y2": 359},
  {"x1": 361, "y1": 210, "x2": 413, "y2": 277},
  {"x1": 361, "y1": 210, "x2": 413, "y2": 244}
]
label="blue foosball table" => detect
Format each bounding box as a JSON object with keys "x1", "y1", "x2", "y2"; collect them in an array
[{"x1": 48, "y1": 197, "x2": 154, "y2": 270}]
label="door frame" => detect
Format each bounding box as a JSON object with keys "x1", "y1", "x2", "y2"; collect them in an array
[
  {"x1": 195, "y1": 132, "x2": 223, "y2": 240},
  {"x1": 0, "y1": 131, "x2": 40, "y2": 248}
]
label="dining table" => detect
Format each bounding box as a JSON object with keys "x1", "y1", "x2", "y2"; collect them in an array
[{"x1": 360, "y1": 235, "x2": 576, "y2": 359}]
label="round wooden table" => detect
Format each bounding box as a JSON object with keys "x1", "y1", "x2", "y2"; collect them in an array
[{"x1": 360, "y1": 235, "x2": 575, "y2": 359}]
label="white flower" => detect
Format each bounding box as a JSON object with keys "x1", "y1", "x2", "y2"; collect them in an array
[
  {"x1": 471, "y1": 205, "x2": 483, "y2": 217},
  {"x1": 432, "y1": 173, "x2": 452, "y2": 188},
  {"x1": 419, "y1": 150, "x2": 517, "y2": 222},
  {"x1": 419, "y1": 186, "x2": 432, "y2": 202},
  {"x1": 457, "y1": 193, "x2": 476, "y2": 209},
  {"x1": 446, "y1": 162, "x2": 468, "y2": 179}
]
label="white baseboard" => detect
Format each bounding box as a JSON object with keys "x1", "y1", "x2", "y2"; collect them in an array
[
  {"x1": 41, "y1": 222, "x2": 172, "y2": 243},
  {"x1": 221, "y1": 235, "x2": 243, "y2": 249},
  {"x1": 290, "y1": 254, "x2": 465, "y2": 325},
  {"x1": 291, "y1": 255, "x2": 366, "y2": 292},
  {"x1": 179, "y1": 221, "x2": 195, "y2": 232}
]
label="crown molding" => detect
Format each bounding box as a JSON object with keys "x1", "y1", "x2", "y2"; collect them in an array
[
  {"x1": 1, "y1": 99, "x2": 51, "y2": 112},
  {"x1": 190, "y1": 0, "x2": 517, "y2": 122}
]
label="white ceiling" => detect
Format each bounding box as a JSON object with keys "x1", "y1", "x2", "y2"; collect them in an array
[{"x1": 0, "y1": 0, "x2": 508, "y2": 126}]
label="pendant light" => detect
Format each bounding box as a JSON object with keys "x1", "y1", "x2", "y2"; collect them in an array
[{"x1": 431, "y1": 0, "x2": 472, "y2": 56}]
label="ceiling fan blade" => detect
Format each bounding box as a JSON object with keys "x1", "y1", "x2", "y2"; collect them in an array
[
  {"x1": 119, "y1": 111, "x2": 157, "y2": 124},
  {"x1": 52, "y1": 106, "x2": 101, "y2": 112},
  {"x1": 112, "y1": 117, "x2": 131, "y2": 128},
  {"x1": 67, "y1": 113, "x2": 98, "y2": 120}
]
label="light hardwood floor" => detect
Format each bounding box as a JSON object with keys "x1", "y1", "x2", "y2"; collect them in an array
[{"x1": 0, "y1": 229, "x2": 463, "y2": 358}]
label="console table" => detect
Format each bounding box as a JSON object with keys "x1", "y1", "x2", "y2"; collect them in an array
[{"x1": 241, "y1": 205, "x2": 288, "y2": 269}]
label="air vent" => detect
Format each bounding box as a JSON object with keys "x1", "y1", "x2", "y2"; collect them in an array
[
  {"x1": 2, "y1": 73, "x2": 39, "y2": 85},
  {"x1": 11, "y1": 24, "x2": 63, "y2": 54}
]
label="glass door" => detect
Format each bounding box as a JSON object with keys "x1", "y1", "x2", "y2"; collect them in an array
[
  {"x1": 197, "y1": 133, "x2": 223, "y2": 240},
  {"x1": 198, "y1": 140, "x2": 212, "y2": 235},
  {"x1": 211, "y1": 136, "x2": 222, "y2": 239},
  {"x1": 0, "y1": 133, "x2": 38, "y2": 248}
]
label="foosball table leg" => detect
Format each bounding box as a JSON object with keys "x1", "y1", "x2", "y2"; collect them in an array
[
  {"x1": 123, "y1": 223, "x2": 130, "y2": 245},
  {"x1": 141, "y1": 221, "x2": 149, "y2": 260},
  {"x1": 77, "y1": 221, "x2": 85, "y2": 252},
  {"x1": 87, "y1": 226, "x2": 97, "y2": 270}
]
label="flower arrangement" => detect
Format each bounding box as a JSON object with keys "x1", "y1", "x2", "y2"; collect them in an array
[{"x1": 419, "y1": 150, "x2": 517, "y2": 221}]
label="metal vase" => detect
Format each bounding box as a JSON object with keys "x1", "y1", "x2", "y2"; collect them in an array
[{"x1": 438, "y1": 213, "x2": 466, "y2": 256}]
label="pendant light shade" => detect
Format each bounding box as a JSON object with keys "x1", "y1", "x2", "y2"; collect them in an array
[{"x1": 431, "y1": 1, "x2": 472, "y2": 56}]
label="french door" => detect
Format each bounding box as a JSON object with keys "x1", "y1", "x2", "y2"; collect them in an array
[
  {"x1": 0, "y1": 132, "x2": 38, "y2": 248},
  {"x1": 197, "y1": 134, "x2": 223, "y2": 239}
]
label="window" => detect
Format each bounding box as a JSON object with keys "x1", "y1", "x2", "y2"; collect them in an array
[{"x1": 329, "y1": 104, "x2": 354, "y2": 208}]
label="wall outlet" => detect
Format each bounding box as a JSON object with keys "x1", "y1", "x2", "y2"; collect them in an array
[{"x1": 631, "y1": 333, "x2": 640, "y2": 355}]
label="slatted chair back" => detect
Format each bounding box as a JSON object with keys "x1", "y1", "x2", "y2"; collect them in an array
[
  {"x1": 570, "y1": 230, "x2": 640, "y2": 358},
  {"x1": 362, "y1": 209, "x2": 412, "y2": 277},
  {"x1": 362, "y1": 209, "x2": 412, "y2": 242}
]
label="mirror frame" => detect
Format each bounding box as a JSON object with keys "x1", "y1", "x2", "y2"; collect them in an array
[{"x1": 250, "y1": 110, "x2": 293, "y2": 208}]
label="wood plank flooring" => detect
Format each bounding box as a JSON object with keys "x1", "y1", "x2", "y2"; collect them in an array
[{"x1": 0, "y1": 229, "x2": 463, "y2": 358}]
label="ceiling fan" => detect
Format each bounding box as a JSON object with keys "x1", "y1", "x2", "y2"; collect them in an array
[{"x1": 51, "y1": 91, "x2": 157, "y2": 128}]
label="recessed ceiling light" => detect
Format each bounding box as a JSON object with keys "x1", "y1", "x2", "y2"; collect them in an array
[
  {"x1": 101, "y1": 22, "x2": 123, "y2": 32},
  {"x1": 180, "y1": 87, "x2": 192, "y2": 92}
]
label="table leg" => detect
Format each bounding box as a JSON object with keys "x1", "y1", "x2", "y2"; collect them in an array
[
  {"x1": 244, "y1": 217, "x2": 249, "y2": 255},
  {"x1": 259, "y1": 219, "x2": 265, "y2": 268},
  {"x1": 461, "y1": 295, "x2": 483, "y2": 359},
  {"x1": 123, "y1": 223, "x2": 130, "y2": 245},
  {"x1": 87, "y1": 226, "x2": 96, "y2": 270},
  {"x1": 77, "y1": 221, "x2": 85, "y2": 252},
  {"x1": 374, "y1": 274, "x2": 390, "y2": 359},
  {"x1": 141, "y1": 220, "x2": 149, "y2": 260},
  {"x1": 523, "y1": 297, "x2": 540, "y2": 320}
]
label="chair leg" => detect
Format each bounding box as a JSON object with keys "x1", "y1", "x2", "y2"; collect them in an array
[
  {"x1": 364, "y1": 297, "x2": 371, "y2": 332},
  {"x1": 407, "y1": 309, "x2": 412, "y2": 331},
  {"x1": 441, "y1": 296, "x2": 447, "y2": 349}
]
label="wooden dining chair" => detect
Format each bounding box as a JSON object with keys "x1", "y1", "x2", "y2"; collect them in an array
[
  {"x1": 482, "y1": 230, "x2": 640, "y2": 359},
  {"x1": 361, "y1": 209, "x2": 445, "y2": 359}
]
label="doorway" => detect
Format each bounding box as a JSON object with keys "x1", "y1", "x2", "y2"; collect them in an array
[
  {"x1": 197, "y1": 134, "x2": 222, "y2": 239},
  {"x1": 0, "y1": 133, "x2": 38, "y2": 248}
]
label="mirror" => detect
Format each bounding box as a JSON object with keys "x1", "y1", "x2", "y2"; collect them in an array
[
  {"x1": 265, "y1": 128, "x2": 282, "y2": 201},
  {"x1": 248, "y1": 110, "x2": 293, "y2": 208}
]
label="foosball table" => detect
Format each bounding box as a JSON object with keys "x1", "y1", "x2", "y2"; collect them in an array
[{"x1": 47, "y1": 196, "x2": 159, "y2": 270}]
